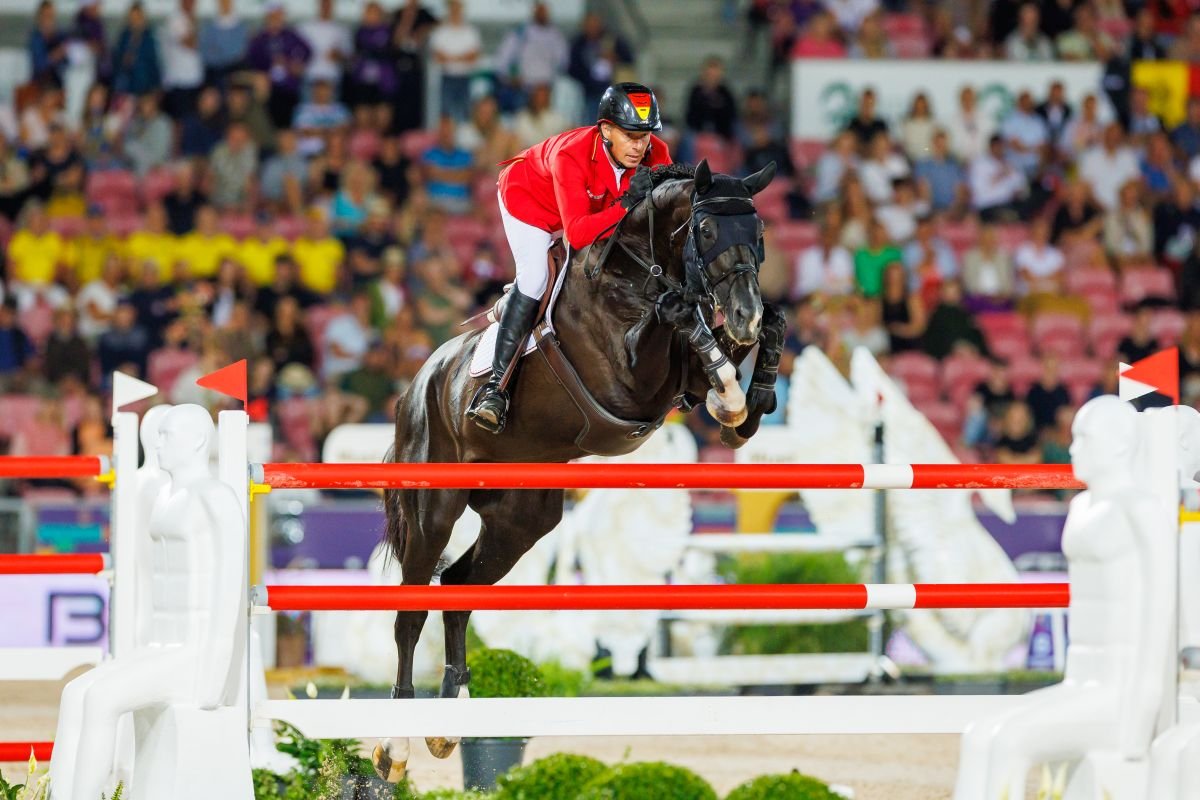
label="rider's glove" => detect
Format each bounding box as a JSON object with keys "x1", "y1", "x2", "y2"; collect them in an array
[{"x1": 620, "y1": 167, "x2": 654, "y2": 210}]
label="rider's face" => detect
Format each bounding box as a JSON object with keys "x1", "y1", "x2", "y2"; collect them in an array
[{"x1": 604, "y1": 124, "x2": 651, "y2": 169}]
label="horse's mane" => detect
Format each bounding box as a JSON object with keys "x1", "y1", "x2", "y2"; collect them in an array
[{"x1": 621, "y1": 163, "x2": 696, "y2": 209}]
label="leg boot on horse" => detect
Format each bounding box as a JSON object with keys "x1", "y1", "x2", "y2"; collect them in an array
[{"x1": 466, "y1": 290, "x2": 540, "y2": 433}]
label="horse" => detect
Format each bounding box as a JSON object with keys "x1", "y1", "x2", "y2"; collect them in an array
[{"x1": 371, "y1": 159, "x2": 786, "y2": 780}]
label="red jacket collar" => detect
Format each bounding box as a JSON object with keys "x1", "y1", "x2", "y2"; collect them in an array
[{"x1": 591, "y1": 130, "x2": 624, "y2": 198}]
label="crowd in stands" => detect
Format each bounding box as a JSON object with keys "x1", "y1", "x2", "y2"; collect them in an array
[{"x1": 1, "y1": 0, "x2": 1199, "y2": 494}]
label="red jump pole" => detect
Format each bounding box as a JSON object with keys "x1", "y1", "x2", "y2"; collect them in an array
[
  {"x1": 257, "y1": 462, "x2": 1083, "y2": 491},
  {"x1": 0, "y1": 553, "x2": 108, "y2": 575},
  {"x1": 0, "y1": 741, "x2": 52, "y2": 761},
  {"x1": 0, "y1": 456, "x2": 108, "y2": 479},
  {"x1": 257, "y1": 583, "x2": 1070, "y2": 612}
]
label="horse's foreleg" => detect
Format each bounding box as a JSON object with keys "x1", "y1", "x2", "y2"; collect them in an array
[
  {"x1": 658, "y1": 293, "x2": 747, "y2": 427},
  {"x1": 424, "y1": 542, "x2": 477, "y2": 760},
  {"x1": 732, "y1": 301, "x2": 785, "y2": 441}
]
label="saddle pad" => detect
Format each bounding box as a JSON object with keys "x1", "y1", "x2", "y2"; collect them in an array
[{"x1": 468, "y1": 257, "x2": 571, "y2": 378}]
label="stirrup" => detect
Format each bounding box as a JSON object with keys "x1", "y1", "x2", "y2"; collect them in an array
[{"x1": 467, "y1": 384, "x2": 510, "y2": 434}]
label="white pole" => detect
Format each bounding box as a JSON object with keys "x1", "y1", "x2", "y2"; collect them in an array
[{"x1": 108, "y1": 410, "x2": 138, "y2": 659}]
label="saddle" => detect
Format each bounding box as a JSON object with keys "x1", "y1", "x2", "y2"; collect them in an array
[{"x1": 469, "y1": 241, "x2": 668, "y2": 457}]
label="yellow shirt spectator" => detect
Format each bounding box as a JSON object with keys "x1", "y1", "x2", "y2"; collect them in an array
[
  {"x1": 66, "y1": 232, "x2": 124, "y2": 284},
  {"x1": 175, "y1": 231, "x2": 238, "y2": 279},
  {"x1": 124, "y1": 231, "x2": 180, "y2": 282},
  {"x1": 237, "y1": 236, "x2": 290, "y2": 287},
  {"x1": 293, "y1": 236, "x2": 345, "y2": 294},
  {"x1": 8, "y1": 228, "x2": 67, "y2": 285}
]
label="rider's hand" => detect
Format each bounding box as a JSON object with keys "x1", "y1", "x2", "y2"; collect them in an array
[{"x1": 621, "y1": 167, "x2": 654, "y2": 210}]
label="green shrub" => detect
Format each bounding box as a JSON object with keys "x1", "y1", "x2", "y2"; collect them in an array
[
  {"x1": 467, "y1": 649, "x2": 547, "y2": 699},
  {"x1": 494, "y1": 753, "x2": 608, "y2": 799},
  {"x1": 724, "y1": 772, "x2": 842, "y2": 800},
  {"x1": 419, "y1": 789, "x2": 492, "y2": 800},
  {"x1": 537, "y1": 660, "x2": 590, "y2": 697},
  {"x1": 576, "y1": 761, "x2": 716, "y2": 800},
  {"x1": 718, "y1": 553, "x2": 869, "y2": 656}
]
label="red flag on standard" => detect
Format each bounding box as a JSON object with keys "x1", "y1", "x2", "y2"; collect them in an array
[
  {"x1": 197, "y1": 359, "x2": 248, "y2": 406},
  {"x1": 1118, "y1": 347, "x2": 1179, "y2": 405}
]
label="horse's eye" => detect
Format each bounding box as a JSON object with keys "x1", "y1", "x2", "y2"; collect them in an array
[{"x1": 700, "y1": 220, "x2": 716, "y2": 241}]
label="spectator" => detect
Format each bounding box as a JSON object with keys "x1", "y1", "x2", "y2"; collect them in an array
[
  {"x1": 388, "y1": 1, "x2": 438, "y2": 134},
  {"x1": 28, "y1": 1, "x2": 67, "y2": 87},
  {"x1": 75, "y1": 254, "x2": 122, "y2": 340},
  {"x1": 124, "y1": 91, "x2": 172, "y2": 176},
  {"x1": 30, "y1": 124, "x2": 86, "y2": 219},
  {"x1": 293, "y1": 79, "x2": 350, "y2": 157},
  {"x1": 1040, "y1": 404, "x2": 1075, "y2": 465},
  {"x1": 994, "y1": 401, "x2": 1040, "y2": 464},
  {"x1": 160, "y1": 0, "x2": 204, "y2": 119},
  {"x1": 494, "y1": 2, "x2": 568, "y2": 110},
  {"x1": 208, "y1": 122, "x2": 259, "y2": 209},
  {"x1": 1154, "y1": 179, "x2": 1200, "y2": 267},
  {"x1": 43, "y1": 308, "x2": 90, "y2": 386},
  {"x1": 341, "y1": 346, "x2": 394, "y2": 420},
  {"x1": 321, "y1": 291, "x2": 374, "y2": 382},
  {"x1": 849, "y1": 10, "x2": 893, "y2": 59},
  {"x1": 236, "y1": 213, "x2": 288, "y2": 288},
  {"x1": 125, "y1": 203, "x2": 177, "y2": 279},
  {"x1": 226, "y1": 81, "x2": 277, "y2": 153},
  {"x1": 299, "y1": 0, "x2": 352, "y2": 87},
  {"x1": 812, "y1": 130, "x2": 859, "y2": 205},
  {"x1": 67, "y1": 205, "x2": 122, "y2": 285},
  {"x1": 1140, "y1": 131, "x2": 1179, "y2": 199},
  {"x1": 1051, "y1": 179, "x2": 1103, "y2": 247},
  {"x1": 413, "y1": 254, "x2": 472, "y2": 345},
  {"x1": 198, "y1": 0, "x2": 248, "y2": 87},
  {"x1": 969, "y1": 134, "x2": 1027, "y2": 222},
  {"x1": 974, "y1": 359, "x2": 1017, "y2": 419},
  {"x1": 1039, "y1": 0, "x2": 1078, "y2": 40},
  {"x1": 293, "y1": 206, "x2": 345, "y2": 295},
  {"x1": 1118, "y1": 304, "x2": 1159, "y2": 364},
  {"x1": 7, "y1": 202, "x2": 67, "y2": 299},
  {"x1": 371, "y1": 248, "x2": 409, "y2": 321},
  {"x1": 10, "y1": 398, "x2": 69, "y2": 459},
  {"x1": 841, "y1": 299, "x2": 889, "y2": 356},
  {"x1": 824, "y1": 0, "x2": 880, "y2": 35},
  {"x1": 1014, "y1": 217, "x2": 1066, "y2": 311},
  {"x1": 456, "y1": 95, "x2": 518, "y2": 177},
  {"x1": 962, "y1": 224, "x2": 1016, "y2": 312},
  {"x1": 1056, "y1": 4, "x2": 1116, "y2": 61},
  {"x1": 877, "y1": 178, "x2": 925, "y2": 242},
  {"x1": 838, "y1": 176, "x2": 874, "y2": 250},
  {"x1": 97, "y1": 301, "x2": 150, "y2": 377},
  {"x1": 246, "y1": 1, "x2": 312, "y2": 129},
  {"x1": 914, "y1": 129, "x2": 966, "y2": 214},
  {"x1": 881, "y1": 261, "x2": 926, "y2": 353},
  {"x1": 859, "y1": 132, "x2": 909, "y2": 204},
  {"x1": 346, "y1": 198, "x2": 396, "y2": 285},
  {"x1": 329, "y1": 159, "x2": 378, "y2": 237},
  {"x1": 178, "y1": 85, "x2": 225, "y2": 158},
  {"x1": 0, "y1": 299, "x2": 32, "y2": 388},
  {"x1": 686, "y1": 57, "x2": 739, "y2": 141},
  {"x1": 922, "y1": 279, "x2": 987, "y2": 359},
  {"x1": 903, "y1": 216, "x2": 958, "y2": 306},
  {"x1": 264, "y1": 294, "x2": 315, "y2": 371},
  {"x1": 1172, "y1": 98, "x2": 1200, "y2": 162},
  {"x1": 854, "y1": 219, "x2": 902, "y2": 299},
  {"x1": 347, "y1": 2, "x2": 395, "y2": 111},
  {"x1": 789, "y1": 11, "x2": 847, "y2": 59},
  {"x1": 163, "y1": 160, "x2": 205, "y2": 234},
  {"x1": 1127, "y1": 87, "x2": 1164, "y2": 151},
  {"x1": 20, "y1": 86, "x2": 65, "y2": 151},
  {"x1": 1168, "y1": 15, "x2": 1200, "y2": 62},
  {"x1": 260, "y1": 129, "x2": 307, "y2": 213},
  {"x1": 372, "y1": 133, "x2": 415, "y2": 208},
  {"x1": 126, "y1": 259, "x2": 176, "y2": 342},
  {"x1": 1000, "y1": 90, "x2": 1048, "y2": 179},
  {"x1": 0, "y1": 137, "x2": 30, "y2": 221},
  {"x1": 421, "y1": 115, "x2": 473, "y2": 215},
  {"x1": 947, "y1": 85, "x2": 994, "y2": 163},
  {"x1": 793, "y1": 214, "x2": 854, "y2": 300},
  {"x1": 254, "y1": 255, "x2": 318, "y2": 319},
  {"x1": 1025, "y1": 356, "x2": 1070, "y2": 432},
  {"x1": 177, "y1": 205, "x2": 237, "y2": 280},
  {"x1": 110, "y1": 3, "x2": 161, "y2": 97},
  {"x1": 513, "y1": 83, "x2": 569, "y2": 149},
  {"x1": 76, "y1": 1, "x2": 107, "y2": 90},
  {"x1": 1079, "y1": 123, "x2": 1142, "y2": 210},
  {"x1": 1037, "y1": 81, "x2": 1073, "y2": 156},
  {"x1": 1104, "y1": 180, "x2": 1154, "y2": 269},
  {"x1": 1004, "y1": 3, "x2": 1053, "y2": 61},
  {"x1": 900, "y1": 93, "x2": 936, "y2": 162},
  {"x1": 844, "y1": 88, "x2": 888, "y2": 150},
  {"x1": 1127, "y1": 7, "x2": 1165, "y2": 61},
  {"x1": 78, "y1": 85, "x2": 124, "y2": 172},
  {"x1": 431, "y1": 0, "x2": 483, "y2": 123},
  {"x1": 1061, "y1": 93, "x2": 1104, "y2": 160},
  {"x1": 70, "y1": 396, "x2": 113, "y2": 470}
]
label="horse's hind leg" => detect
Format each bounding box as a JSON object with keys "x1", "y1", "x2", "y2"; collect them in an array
[
  {"x1": 424, "y1": 487, "x2": 565, "y2": 759},
  {"x1": 372, "y1": 485, "x2": 469, "y2": 782}
]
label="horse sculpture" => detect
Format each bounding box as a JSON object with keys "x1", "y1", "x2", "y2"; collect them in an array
[{"x1": 373, "y1": 160, "x2": 786, "y2": 779}]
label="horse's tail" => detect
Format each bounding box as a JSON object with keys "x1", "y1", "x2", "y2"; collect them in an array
[{"x1": 382, "y1": 454, "x2": 407, "y2": 567}]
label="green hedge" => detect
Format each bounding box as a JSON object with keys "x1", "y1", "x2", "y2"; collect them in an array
[
  {"x1": 494, "y1": 753, "x2": 608, "y2": 799},
  {"x1": 725, "y1": 772, "x2": 844, "y2": 800},
  {"x1": 576, "y1": 761, "x2": 717, "y2": 800},
  {"x1": 466, "y1": 649, "x2": 548, "y2": 699}
]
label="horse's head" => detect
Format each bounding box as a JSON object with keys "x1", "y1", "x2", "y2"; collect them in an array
[{"x1": 685, "y1": 159, "x2": 775, "y2": 345}]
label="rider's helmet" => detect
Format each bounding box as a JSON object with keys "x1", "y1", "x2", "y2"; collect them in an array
[{"x1": 597, "y1": 82, "x2": 662, "y2": 133}]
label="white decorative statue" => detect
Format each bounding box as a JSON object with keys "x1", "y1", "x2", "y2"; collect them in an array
[
  {"x1": 954, "y1": 396, "x2": 1175, "y2": 800},
  {"x1": 50, "y1": 404, "x2": 252, "y2": 800}
]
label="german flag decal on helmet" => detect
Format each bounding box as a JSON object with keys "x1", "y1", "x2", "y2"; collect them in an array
[{"x1": 627, "y1": 92, "x2": 652, "y2": 120}]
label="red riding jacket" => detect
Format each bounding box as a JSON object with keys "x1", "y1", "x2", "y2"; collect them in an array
[{"x1": 498, "y1": 126, "x2": 672, "y2": 250}]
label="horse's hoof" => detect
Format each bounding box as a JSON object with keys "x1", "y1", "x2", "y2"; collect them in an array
[
  {"x1": 720, "y1": 425, "x2": 749, "y2": 449},
  {"x1": 372, "y1": 738, "x2": 410, "y2": 782},
  {"x1": 426, "y1": 736, "x2": 460, "y2": 759}
]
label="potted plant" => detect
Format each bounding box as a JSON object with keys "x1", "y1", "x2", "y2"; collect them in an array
[{"x1": 460, "y1": 648, "x2": 547, "y2": 791}]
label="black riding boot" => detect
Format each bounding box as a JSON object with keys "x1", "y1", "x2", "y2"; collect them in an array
[{"x1": 467, "y1": 290, "x2": 541, "y2": 433}]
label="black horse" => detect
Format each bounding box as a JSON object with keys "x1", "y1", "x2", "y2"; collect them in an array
[{"x1": 372, "y1": 160, "x2": 786, "y2": 780}]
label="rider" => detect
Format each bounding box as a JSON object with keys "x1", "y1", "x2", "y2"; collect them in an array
[{"x1": 466, "y1": 82, "x2": 673, "y2": 433}]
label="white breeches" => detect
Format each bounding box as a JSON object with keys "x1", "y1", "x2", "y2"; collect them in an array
[{"x1": 498, "y1": 191, "x2": 559, "y2": 301}]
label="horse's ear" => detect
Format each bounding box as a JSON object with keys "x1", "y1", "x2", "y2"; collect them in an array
[
  {"x1": 742, "y1": 161, "x2": 777, "y2": 196},
  {"x1": 694, "y1": 159, "x2": 713, "y2": 194}
]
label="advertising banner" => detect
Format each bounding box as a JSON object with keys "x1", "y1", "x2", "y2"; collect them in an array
[
  {"x1": 0, "y1": 574, "x2": 108, "y2": 649},
  {"x1": 791, "y1": 59, "x2": 1108, "y2": 140}
]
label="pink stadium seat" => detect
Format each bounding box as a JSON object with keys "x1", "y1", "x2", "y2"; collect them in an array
[
  {"x1": 48, "y1": 215, "x2": 86, "y2": 238},
  {"x1": 147, "y1": 347, "x2": 199, "y2": 393},
  {"x1": 1078, "y1": 285, "x2": 1119, "y2": 315},
  {"x1": 140, "y1": 167, "x2": 177, "y2": 205},
  {"x1": 108, "y1": 212, "x2": 145, "y2": 237},
  {"x1": 986, "y1": 332, "x2": 1032, "y2": 363},
  {"x1": 60, "y1": 393, "x2": 84, "y2": 429},
  {"x1": 994, "y1": 224, "x2": 1030, "y2": 253},
  {"x1": 220, "y1": 213, "x2": 256, "y2": 239},
  {"x1": 915, "y1": 400, "x2": 964, "y2": 444},
  {"x1": 17, "y1": 303, "x2": 54, "y2": 348},
  {"x1": 976, "y1": 312, "x2": 1028, "y2": 360},
  {"x1": 348, "y1": 129, "x2": 382, "y2": 161},
  {"x1": 304, "y1": 304, "x2": 341, "y2": 346},
  {"x1": 0, "y1": 395, "x2": 42, "y2": 440},
  {"x1": 85, "y1": 170, "x2": 139, "y2": 213},
  {"x1": 1120, "y1": 267, "x2": 1175, "y2": 306},
  {"x1": 1089, "y1": 310, "x2": 1132, "y2": 360},
  {"x1": 755, "y1": 192, "x2": 787, "y2": 223},
  {"x1": 1006, "y1": 355, "x2": 1043, "y2": 396},
  {"x1": 274, "y1": 216, "x2": 305, "y2": 240},
  {"x1": 891, "y1": 34, "x2": 932, "y2": 58},
  {"x1": 941, "y1": 353, "x2": 991, "y2": 405},
  {"x1": 693, "y1": 133, "x2": 738, "y2": 175},
  {"x1": 1058, "y1": 358, "x2": 1103, "y2": 406},
  {"x1": 443, "y1": 214, "x2": 488, "y2": 245},
  {"x1": 789, "y1": 138, "x2": 827, "y2": 170},
  {"x1": 938, "y1": 220, "x2": 979, "y2": 255},
  {"x1": 1065, "y1": 267, "x2": 1116, "y2": 295},
  {"x1": 883, "y1": 13, "x2": 926, "y2": 36},
  {"x1": 400, "y1": 129, "x2": 437, "y2": 161},
  {"x1": 1151, "y1": 308, "x2": 1187, "y2": 346},
  {"x1": 1031, "y1": 312, "x2": 1085, "y2": 357},
  {"x1": 771, "y1": 221, "x2": 819, "y2": 253},
  {"x1": 888, "y1": 351, "x2": 940, "y2": 400}
]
